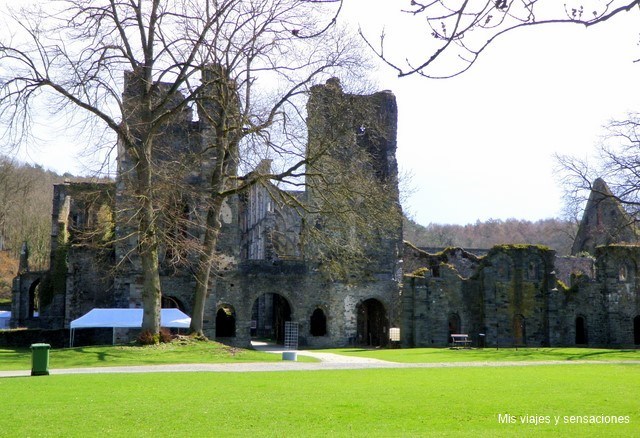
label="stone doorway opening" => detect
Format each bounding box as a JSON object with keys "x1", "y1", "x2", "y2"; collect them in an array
[
  {"x1": 356, "y1": 298, "x2": 388, "y2": 347},
  {"x1": 634, "y1": 315, "x2": 640, "y2": 345},
  {"x1": 448, "y1": 313, "x2": 461, "y2": 344},
  {"x1": 310, "y1": 308, "x2": 327, "y2": 337},
  {"x1": 216, "y1": 305, "x2": 236, "y2": 338},
  {"x1": 251, "y1": 293, "x2": 291, "y2": 345},
  {"x1": 28, "y1": 279, "x2": 41, "y2": 318},
  {"x1": 575, "y1": 316, "x2": 588, "y2": 345}
]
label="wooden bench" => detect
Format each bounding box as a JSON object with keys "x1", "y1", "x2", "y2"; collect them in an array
[{"x1": 450, "y1": 333, "x2": 472, "y2": 349}]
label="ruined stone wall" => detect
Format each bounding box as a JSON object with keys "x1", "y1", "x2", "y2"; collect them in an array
[
  {"x1": 402, "y1": 267, "x2": 474, "y2": 347},
  {"x1": 403, "y1": 243, "x2": 481, "y2": 279},
  {"x1": 593, "y1": 245, "x2": 640, "y2": 346},
  {"x1": 554, "y1": 255, "x2": 594, "y2": 286},
  {"x1": 403, "y1": 245, "x2": 558, "y2": 347},
  {"x1": 211, "y1": 261, "x2": 401, "y2": 348},
  {"x1": 403, "y1": 243, "x2": 640, "y2": 348}
]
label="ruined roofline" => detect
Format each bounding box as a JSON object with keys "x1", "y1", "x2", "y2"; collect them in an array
[
  {"x1": 310, "y1": 77, "x2": 395, "y2": 99},
  {"x1": 403, "y1": 241, "x2": 482, "y2": 263}
]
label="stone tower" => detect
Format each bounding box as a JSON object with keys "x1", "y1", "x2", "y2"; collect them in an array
[
  {"x1": 572, "y1": 178, "x2": 638, "y2": 255},
  {"x1": 305, "y1": 78, "x2": 403, "y2": 277}
]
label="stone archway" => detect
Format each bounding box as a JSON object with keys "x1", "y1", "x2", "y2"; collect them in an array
[
  {"x1": 356, "y1": 298, "x2": 388, "y2": 347},
  {"x1": 310, "y1": 308, "x2": 327, "y2": 337},
  {"x1": 634, "y1": 315, "x2": 640, "y2": 345},
  {"x1": 215, "y1": 305, "x2": 236, "y2": 338},
  {"x1": 251, "y1": 293, "x2": 291, "y2": 345},
  {"x1": 28, "y1": 279, "x2": 41, "y2": 318},
  {"x1": 161, "y1": 295, "x2": 185, "y2": 312}
]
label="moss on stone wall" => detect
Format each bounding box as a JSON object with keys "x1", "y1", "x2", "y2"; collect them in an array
[{"x1": 488, "y1": 244, "x2": 552, "y2": 254}]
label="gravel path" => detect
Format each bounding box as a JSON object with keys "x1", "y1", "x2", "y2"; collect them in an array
[
  {"x1": 2, "y1": 358, "x2": 638, "y2": 378},
  {"x1": 2, "y1": 342, "x2": 637, "y2": 378}
]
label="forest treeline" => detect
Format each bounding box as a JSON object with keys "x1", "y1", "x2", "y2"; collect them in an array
[
  {"x1": 0, "y1": 158, "x2": 111, "y2": 300},
  {"x1": 404, "y1": 217, "x2": 578, "y2": 256},
  {"x1": 0, "y1": 158, "x2": 71, "y2": 272}
]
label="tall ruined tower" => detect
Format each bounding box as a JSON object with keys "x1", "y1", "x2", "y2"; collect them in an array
[
  {"x1": 113, "y1": 67, "x2": 241, "y2": 309},
  {"x1": 305, "y1": 78, "x2": 403, "y2": 278},
  {"x1": 572, "y1": 178, "x2": 638, "y2": 255}
]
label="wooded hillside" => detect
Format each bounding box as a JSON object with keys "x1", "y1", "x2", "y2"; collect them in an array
[
  {"x1": 0, "y1": 158, "x2": 73, "y2": 302},
  {"x1": 404, "y1": 217, "x2": 577, "y2": 256}
]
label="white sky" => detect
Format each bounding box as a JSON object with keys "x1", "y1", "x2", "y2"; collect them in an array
[
  {"x1": 8, "y1": 1, "x2": 640, "y2": 226},
  {"x1": 344, "y1": 1, "x2": 640, "y2": 225}
]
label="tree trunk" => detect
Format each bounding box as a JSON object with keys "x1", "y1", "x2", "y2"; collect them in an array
[
  {"x1": 190, "y1": 199, "x2": 223, "y2": 336},
  {"x1": 136, "y1": 149, "x2": 162, "y2": 335}
]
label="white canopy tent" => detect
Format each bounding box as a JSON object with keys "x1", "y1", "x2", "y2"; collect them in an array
[
  {"x1": 0, "y1": 310, "x2": 10, "y2": 329},
  {"x1": 69, "y1": 308, "x2": 191, "y2": 347}
]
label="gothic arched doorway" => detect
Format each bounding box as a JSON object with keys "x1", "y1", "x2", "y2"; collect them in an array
[
  {"x1": 356, "y1": 298, "x2": 388, "y2": 347},
  {"x1": 251, "y1": 293, "x2": 292, "y2": 345}
]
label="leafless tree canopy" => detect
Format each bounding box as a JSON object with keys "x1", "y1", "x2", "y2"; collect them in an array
[
  {"x1": 362, "y1": 0, "x2": 640, "y2": 78},
  {"x1": 557, "y1": 113, "x2": 640, "y2": 218},
  {"x1": 0, "y1": 0, "x2": 377, "y2": 335}
]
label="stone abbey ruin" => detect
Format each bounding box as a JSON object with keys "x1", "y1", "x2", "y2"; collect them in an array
[{"x1": 10, "y1": 75, "x2": 640, "y2": 348}]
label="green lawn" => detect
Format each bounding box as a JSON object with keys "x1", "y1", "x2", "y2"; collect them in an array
[
  {"x1": 3, "y1": 343, "x2": 639, "y2": 372},
  {"x1": 3, "y1": 364, "x2": 638, "y2": 437},
  {"x1": 0, "y1": 339, "x2": 295, "y2": 371},
  {"x1": 321, "y1": 347, "x2": 640, "y2": 363}
]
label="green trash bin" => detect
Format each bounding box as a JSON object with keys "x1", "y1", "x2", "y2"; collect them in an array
[{"x1": 30, "y1": 343, "x2": 51, "y2": 376}]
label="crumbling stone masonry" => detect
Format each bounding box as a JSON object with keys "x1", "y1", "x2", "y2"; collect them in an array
[
  {"x1": 11, "y1": 77, "x2": 403, "y2": 348},
  {"x1": 11, "y1": 74, "x2": 640, "y2": 348}
]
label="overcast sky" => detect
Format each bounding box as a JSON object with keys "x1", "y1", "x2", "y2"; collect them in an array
[{"x1": 8, "y1": 1, "x2": 640, "y2": 226}]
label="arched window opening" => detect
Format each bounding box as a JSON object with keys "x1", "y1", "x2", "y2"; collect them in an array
[
  {"x1": 216, "y1": 305, "x2": 236, "y2": 338},
  {"x1": 310, "y1": 308, "x2": 327, "y2": 337},
  {"x1": 494, "y1": 256, "x2": 512, "y2": 280},
  {"x1": 527, "y1": 258, "x2": 542, "y2": 281},
  {"x1": 619, "y1": 265, "x2": 628, "y2": 282}
]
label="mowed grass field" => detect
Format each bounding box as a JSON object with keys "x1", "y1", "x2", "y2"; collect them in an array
[
  {"x1": 3, "y1": 364, "x2": 638, "y2": 437},
  {"x1": 322, "y1": 347, "x2": 640, "y2": 363},
  {"x1": 0, "y1": 340, "x2": 292, "y2": 371}
]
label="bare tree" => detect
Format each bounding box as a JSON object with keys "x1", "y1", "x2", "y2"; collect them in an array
[
  {"x1": 0, "y1": 0, "x2": 375, "y2": 336},
  {"x1": 556, "y1": 112, "x2": 640, "y2": 220},
  {"x1": 361, "y1": 0, "x2": 640, "y2": 78}
]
